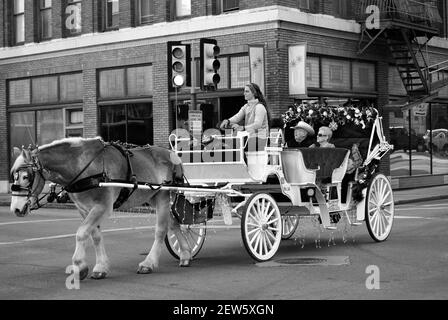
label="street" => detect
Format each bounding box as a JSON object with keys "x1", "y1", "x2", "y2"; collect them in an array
[{"x1": 0, "y1": 199, "x2": 447, "y2": 300}]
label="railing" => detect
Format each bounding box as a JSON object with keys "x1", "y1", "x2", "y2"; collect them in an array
[{"x1": 356, "y1": 0, "x2": 442, "y2": 30}]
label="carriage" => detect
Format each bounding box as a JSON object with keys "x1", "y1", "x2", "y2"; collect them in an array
[{"x1": 103, "y1": 107, "x2": 394, "y2": 263}]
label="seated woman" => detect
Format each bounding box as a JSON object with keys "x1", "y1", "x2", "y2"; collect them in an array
[
  {"x1": 310, "y1": 126, "x2": 335, "y2": 148},
  {"x1": 286, "y1": 121, "x2": 315, "y2": 148}
]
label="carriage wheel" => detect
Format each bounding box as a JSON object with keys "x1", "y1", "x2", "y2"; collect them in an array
[
  {"x1": 165, "y1": 222, "x2": 207, "y2": 260},
  {"x1": 281, "y1": 215, "x2": 299, "y2": 240},
  {"x1": 241, "y1": 193, "x2": 282, "y2": 262},
  {"x1": 365, "y1": 173, "x2": 394, "y2": 242}
]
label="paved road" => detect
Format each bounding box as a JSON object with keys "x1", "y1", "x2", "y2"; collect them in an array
[{"x1": 0, "y1": 200, "x2": 447, "y2": 300}]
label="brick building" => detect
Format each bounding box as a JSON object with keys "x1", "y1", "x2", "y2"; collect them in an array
[{"x1": 1, "y1": 0, "x2": 448, "y2": 193}]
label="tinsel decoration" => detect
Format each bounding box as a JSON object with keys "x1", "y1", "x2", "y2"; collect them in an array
[{"x1": 281, "y1": 101, "x2": 378, "y2": 131}]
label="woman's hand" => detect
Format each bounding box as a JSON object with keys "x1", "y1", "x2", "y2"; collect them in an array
[
  {"x1": 220, "y1": 119, "x2": 230, "y2": 130},
  {"x1": 232, "y1": 124, "x2": 245, "y2": 132}
]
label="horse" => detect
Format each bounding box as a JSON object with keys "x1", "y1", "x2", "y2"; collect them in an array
[{"x1": 10, "y1": 137, "x2": 193, "y2": 280}]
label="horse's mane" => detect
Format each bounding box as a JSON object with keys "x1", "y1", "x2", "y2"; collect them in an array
[{"x1": 39, "y1": 137, "x2": 104, "y2": 151}]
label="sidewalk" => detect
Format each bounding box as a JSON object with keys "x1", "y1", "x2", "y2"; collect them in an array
[{"x1": 1, "y1": 185, "x2": 447, "y2": 208}]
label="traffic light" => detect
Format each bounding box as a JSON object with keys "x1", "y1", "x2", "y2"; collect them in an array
[
  {"x1": 200, "y1": 38, "x2": 220, "y2": 90},
  {"x1": 168, "y1": 41, "x2": 191, "y2": 90}
]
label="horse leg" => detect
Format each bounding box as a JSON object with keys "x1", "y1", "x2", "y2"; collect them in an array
[
  {"x1": 90, "y1": 226, "x2": 110, "y2": 280},
  {"x1": 169, "y1": 217, "x2": 192, "y2": 267},
  {"x1": 137, "y1": 191, "x2": 170, "y2": 274},
  {"x1": 72, "y1": 202, "x2": 110, "y2": 280}
]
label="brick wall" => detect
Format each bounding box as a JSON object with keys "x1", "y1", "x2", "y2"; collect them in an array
[
  {"x1": 24, "y1": 0, "x2": 35, "y2": 43},
  {"x1": 82, "y1": 68, "x2": 98, "y2": 138},
  {"x1": 152, "y1": 43, "x2": 170, "y2": 147},
  {"x1": 0, "y1": 79, "x2": 7, "y2": 181},
  {"x1": 119, "y1": 0, "x2": 133, "y2": 29},
  {"x1": 53, "y1": 1, "x2": 63, "y2": 40},
  {"x1": 0, "y1": 2, "x2": 4, "y2": 47}
]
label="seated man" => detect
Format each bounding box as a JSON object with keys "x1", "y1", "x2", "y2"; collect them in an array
[
  {"x1": 286, "y1": 121, "x2": 315, "y2": 148},
  {"x1": 310, "y1": 126, "x2": 335, "y2": 148}
]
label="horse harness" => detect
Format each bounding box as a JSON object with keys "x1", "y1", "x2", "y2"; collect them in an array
[{"x1": 12, "y1": 141, "x2": 157, "y2": 210}]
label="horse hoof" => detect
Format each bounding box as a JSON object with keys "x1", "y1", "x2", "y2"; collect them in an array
[
  {"x1": 179, "y1": 260, "x2": 190, "y2": 267},
  {"x1": 91, "y1": 272, "x2": 107, "y2": 280},
  {"x1": 79, "y1": 267, "x2": 89, "y2": 281},
  {"x1": 137, "y1": 266, "x2": 153, "y2": 274}
]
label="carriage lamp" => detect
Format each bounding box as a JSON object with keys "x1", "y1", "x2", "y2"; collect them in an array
[{"x1": 307, "y1": 188, "x2": 315, "y2": 197}]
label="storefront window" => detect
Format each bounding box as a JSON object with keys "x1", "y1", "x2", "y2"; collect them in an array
[
  {"x1": 410, "y1": 104, "x2": 430, "y2": 175},
  {"x1": 37, "y1": 109, "x2": 64, "y2": 145},
  {"x1": 389, "y1": 107, "x2": 410, "y2": 177},
  {"x1": 100, "y1": 103, "x2": 153, "y2": 145},
  {"x1": 9, "y1": 112, "x2": 36, "y2": 165},
  {"x1": 430, "y1": 104, "x2": 448, "y2": 174},
  {"x1": 230, "y1": 56, "x2": 250, "y2": 88}
]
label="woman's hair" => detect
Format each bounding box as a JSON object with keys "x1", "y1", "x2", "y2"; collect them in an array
[{"x1": 246, "y1": 83, "x2": 271, "y2": 126}]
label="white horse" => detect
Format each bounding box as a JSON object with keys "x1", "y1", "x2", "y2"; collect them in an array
[{"x1": 10, "y1": 137, "x2": 193, "y2": 280}]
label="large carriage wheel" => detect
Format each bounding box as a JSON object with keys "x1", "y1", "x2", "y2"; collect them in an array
[
  {"x1": 241, "y1": 193, "x2": 282, "y2": 262},
  {"x1": 165, "y1": 222, "x2": 207, "y2": 260},
  {"x1": 281, "y1": 215, "x2": 299, "y2": 240},
  {"x1": 365, "y1": 173, "x2": 394, "y2": 242}
]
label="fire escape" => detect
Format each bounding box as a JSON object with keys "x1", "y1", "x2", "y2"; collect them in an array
[{"x1": 357, "y1": 0, "x2": 448, "y2": 107}]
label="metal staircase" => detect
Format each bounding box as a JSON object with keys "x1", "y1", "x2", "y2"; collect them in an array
[{"x1": 356, "y1": 0, "x2": 448, "y2": 105}]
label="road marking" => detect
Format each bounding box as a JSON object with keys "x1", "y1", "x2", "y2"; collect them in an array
[
  {"x1": 0, "y1": 218, "x2": 81, "y2": 226},
  {"x1": 395, "y1": 215, "x2": 439, "y2": 220},
  {"x1": 0, "y1": 223, "x2": 238, "y2": 246}
]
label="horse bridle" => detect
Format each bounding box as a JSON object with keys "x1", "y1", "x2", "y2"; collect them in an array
[{"x1": 11, "y1": 151, "x2": 47, "y2": 210}]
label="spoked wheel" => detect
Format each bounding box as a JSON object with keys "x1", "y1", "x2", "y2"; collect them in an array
[
  {"x1": 165, "y1": 222, "x2": 207, "y2": 260},
  {"x1": 365, "y1": 173, "x2": 394, "y2": 242},
  {"x1": 241, "y1": 193, "x2": 282, "y2": 262},
  {"x1": 281, "y1": 215, "x2": 299, "y2": 240}
]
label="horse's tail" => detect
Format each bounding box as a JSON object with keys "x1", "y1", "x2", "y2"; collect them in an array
[{"x1": 170, "y1": 152, "x2": 184, "y2": 185}]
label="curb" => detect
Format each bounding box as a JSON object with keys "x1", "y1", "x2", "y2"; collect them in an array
[{"x1": 394, "y1": 195, "x2": 448, "y2": 206}]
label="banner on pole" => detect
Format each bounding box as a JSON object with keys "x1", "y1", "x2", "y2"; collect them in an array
[
  {"x1": 249, "y1": 45, "x2": 265, "y2": 95},
  {"x1": 288, "y1": 43, "x2": 307, "y2": 96}
]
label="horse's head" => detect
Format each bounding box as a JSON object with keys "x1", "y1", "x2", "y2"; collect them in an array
[{"x1": 10, "y1": 146, "x2": 46, "y2": 217}]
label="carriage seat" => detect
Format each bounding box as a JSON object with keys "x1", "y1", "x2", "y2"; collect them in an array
[{"x1": 281, "y1": 148, "x2": 350, "y2": 185}]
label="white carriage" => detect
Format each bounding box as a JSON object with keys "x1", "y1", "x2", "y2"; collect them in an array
[{"x1": 161, "y1": 112, "x2": 395, "y2": 262}]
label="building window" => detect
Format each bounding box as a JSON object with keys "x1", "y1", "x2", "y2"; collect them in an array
[
  {"x1": 171, "y1": 0, "x2": 191, "y2": 20},
  {"x1": 100, "y1": 104, "x2": 153, "y2": 145},
  {"x1": 63, "y1": 0, "x2": 82, "y2": 37},
  {"x1": 230, "y1": 55, "x2": 250, "y2": 88},
  {"x1": 137, "y1": 0, "x2": 154, "y2": 25},
  {"x1": 333, "y1": 0, "x2": 352, "y2": 19},
  {"x1": 103, "y1": 0, "x2": 119, "y2": 30},
  {"x1": 99, "y1": 65, "x2": 153, "y2": 99},
  {"x1": 39, "y1": 0, "x2": 52, "y2": 40},
  {"x1": 12, "y1": 0, "x2": 25, "y2": 45},
  {"x1": 215, "y1": 0, "x2": 238, "y2": 14},
  {"x1": 299, "y1": 0, "x2": 309, "y2": 10},
  {"x1": 65, "y1": 108, "x2": 84, "y2": 137}
]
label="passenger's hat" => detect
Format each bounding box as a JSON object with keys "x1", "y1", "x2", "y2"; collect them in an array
[{"x1": 291, "y1": 121, "x2": 315, "y2": 135}]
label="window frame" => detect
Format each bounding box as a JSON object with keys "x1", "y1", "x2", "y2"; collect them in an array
[
  {"x1": 137, "y1": 0, "x2": 155, "y2": 25},
  {"x1": 38, "y1": 0, "x2": 53, "y2": 41},
  {"x1": 298, "y1": 0, "x2": 310, "y2": 10},
  {"x1": 11, "y1": 0, "x2": 25, "y2": 46},
  {"x1": 170, "y1": 0, "x2": 192, "y2": 21},
  {"x1": 102, "y1": 0, "x2": 120, "y2": 31},
  {"x1": 97, "y1": 64, "x2": 154, "y2": 101},
  {"x1": 218, "y1": 0, "x2": 239, "y2": 14}
]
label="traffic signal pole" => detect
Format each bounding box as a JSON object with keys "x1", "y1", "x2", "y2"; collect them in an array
[{"x1": 190, "y1": 41, "x2": 197, "y2": 111}]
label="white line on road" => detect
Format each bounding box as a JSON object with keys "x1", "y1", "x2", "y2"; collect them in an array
[
  {"x1": 395, "y1": 215, "x2": 440, "y2": 220},
  {"x1": 0, "y1": 224, "x2": 239, "y2": 246},
  {"x1": 0, "y1": 218, "x2": 81, "y2": 226}
]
